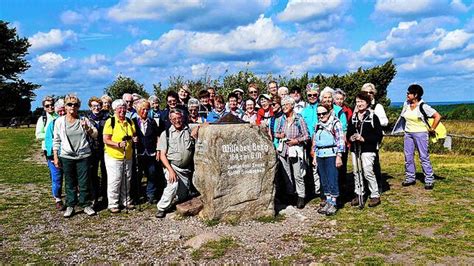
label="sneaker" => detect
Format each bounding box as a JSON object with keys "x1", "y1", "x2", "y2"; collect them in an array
[
  {"x1": 109, "y1": 208, "x2": 120, "y2": 214},
  {"x1": 351, "y1": 197, "x2": 360, "y2": 207},
  {"x1": 368, "y1": 197, "x2": 381, "y2": 207},
  {"x1": 402, "y1": 180, "x2": 416, "y2": 187},
  {"x1": 325, "y1": 204, "x2": 337, "y2": 216},
  {"x1": 296, "y1": 197, "x2": 305, "y2": 209},
  {"x1": 55, "y1": 201, "x2": 65, "y2": 211},
  {"x1": 424, "y1": 183, "x2": 434, "y2": 190},
  {"x1": 317, "y1": 203, "x2": 329, "y2": 215},
  {"x1": 63, "y1": 207, "x2": 74, "y2": 218},
  {"x1": 156, "y1": 210, "x2": 166, "y2": 218},
  {"x1": 84, "y1": 206, "x2": 96, "y2": 216}
]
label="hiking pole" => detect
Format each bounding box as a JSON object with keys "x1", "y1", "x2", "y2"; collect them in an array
[
  {"x1": 133, "y1": 143, "x2": 142, "y2": 212},
  {"x1": 122, "y1": 143, "x2": 128, "y2": 214},
  {"x1": 355, "y1": 142, "x2": 365, "y2": 209}
]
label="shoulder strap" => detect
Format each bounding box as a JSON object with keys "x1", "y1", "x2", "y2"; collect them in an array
[
  {"x1": 42, "y1": 115, "x2": 47, "y2": 127},
  {"x1": 419, "y1": 103, "x2": 431, "y2": 129},
  {"x1": 111, "y1": 116, "x2": 115, "y2": 129},
  {"x1": 337, "y1": 109, "x2": 344, "y2": 120}
]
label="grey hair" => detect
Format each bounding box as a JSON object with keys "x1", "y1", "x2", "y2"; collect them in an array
[
  {"x1": 281, "y1": 95, "x2": 295, "y2": 107},
  {"x1": 361, "y1": 83, "x2": 377, "y2": 94},
  {"x1": 122, "y1": 93, "x2": 132, "y2": 100},
  {"x1": 54, "y1": 98, "x2": 65, "y2": 110},
  {"x1": 334, "y1": 88, "x2": 346, "y2": 97},
  {"x1": 169, "y1": 108, "x2": 184, "y2": 117},
  {"x1": 132, "y1": 93, "x2": 142, "y2": 100},
  {"x1": 188, "y1": 98, "x2": 200, "y2": 108},
  {"x1": 148, "y1": 95, "x2": 159, "y2": 103},
  {"x1": 112, "y1": 99, "x2": 126, "y2": 110},
  {"x1": 319, "y1": 86, "x2": 335, "y2": 102},
  {"x1": 65, "y1": 93, "x2": 81, "y2": 108},
  {"x1": 42, "y1": 96, "x2": 55, "y2": 106}
]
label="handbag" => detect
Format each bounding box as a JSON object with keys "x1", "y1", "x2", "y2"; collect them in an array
[{"x1": 420, "y1": 103, "x2": 447, "y2": 143}]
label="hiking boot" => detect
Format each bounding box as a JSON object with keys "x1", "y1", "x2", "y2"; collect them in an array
[
  {"x1": 368, "y1": 197, "x2": 381, "y2": 207},
  {"x1": 402, "y1": 180, "x2": 416, "y2": 187},
  {"x1": 63, "y1": 207, "x2": 74, "y2": 218},
  {"x1": 325, "y1": 204, "x2": 337, "y2": 216},
  {"x1": 84, "y1": 206, "x2": 96, "y2": 216},
  {"x1": 351, "y1": 197, "x2": 363, "y2": 207},
  {"x1": 424, "y1": 183, "x2": 434, "y2": 190},
  {"x1": 55, "y1": 201, "x2": 65, "y2": 211},
  {"x1": 109, "y1": 208, "x2": 121, "y2": 214},
  {"x1": 156, "y1": 210, "x2": 166, "y2": 218},
  {"x1": 296, "y1": 197, "x2": 305, "y2": 209}
]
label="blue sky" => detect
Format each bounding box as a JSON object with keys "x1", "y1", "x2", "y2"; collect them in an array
[{"x1": 2, "y1": 0, "x2": 473, "y2": 108}]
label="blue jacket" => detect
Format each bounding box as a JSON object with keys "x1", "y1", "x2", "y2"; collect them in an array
[{"x1": 207, "y1": 109, "x2": 228, "y2": 123}]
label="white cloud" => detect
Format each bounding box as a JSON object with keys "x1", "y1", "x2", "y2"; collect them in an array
[
  {"x1": 188, "y1": 15, "x2": 286, "y2": 56},
  {"x1": 120, "y1": 15, "x2": 286, "y2": 67},
  {"x1": 88, "y1": 66, "x2": 112, "y2": 77},
  {"x1": 374, "y1": 0, "x2": 469, "y2": 18},
  {"x1": 437, "y1": 29, "x2": 473, "y2": 51},
  {"x1": 453, "y1": 58, "x2": 474, "y2": 71},
  {"x1": 278, "y1": 0, "x2": 345, "y2": 22},
  {"x1": 107, "y1": 0, "x2": 271, "y2": 31},
  {"x1": 60, "y1": 10, "x2": 84, "y2": 24},
  {"x1": 83, "y1": 54, "x2": 109, "y2": 65},
  {"x1": 289, "y1": 47, "x2": 353, "y2": 74},
  {"x1": 359, "y1": 20, "x2": 445, "y2": 59},
  {"x1": 36, "y1": 52, "x2": 68, "y2": 71},
  {"x1": 29, "y1": 29, "x2": 77, "y2": 52}
]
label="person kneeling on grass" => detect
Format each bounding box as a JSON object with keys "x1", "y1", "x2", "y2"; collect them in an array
[
  {"x1": 155, "y1": 109, "x2": 199, "y2": 218},
  {"x1": 347, "y1": 91, "x2": 383, "y2": 208}
]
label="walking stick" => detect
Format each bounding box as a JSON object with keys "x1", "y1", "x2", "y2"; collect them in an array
[
  {"x1": 355, "y1": 141, "x2": 365, "y2": 209},
  {"x1": 123, "y1": 146, "x2": 128, "y2": 214},
  {"x1": 134, "y1": 143, "x2": 142, "y2": 212}
]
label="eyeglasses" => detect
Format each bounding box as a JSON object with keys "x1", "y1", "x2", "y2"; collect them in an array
[
  {"x1": 249, "y1": 91, "x2": 258, "y2": 94},
  {"x1": 317, "y1": 111, "x2": 328, "y2": 117},
  {"x1": 271, "y1": 103, "x2": 280, "y2": 107},
  {"x1": 66, "y1": 103, "x2": 79, "y2": 108},
  {"x1": 307, "y1": 94, "x2": 318, "y2": 98},
  {"x1": 363, "y1": 91, "x2": 374, "y2": 95},
  {"x1": 125, "y1": 100, "x2": 133, "y2": 103},
  {"x1": 167, "y1": 100, "x2": 177, "y2": 103},
  {"x1": 91, "y1": 104, "x2": 101, "y2": 109},
  {"x1": 44, "y1": 104, "x2": 53, "y2": 108}
]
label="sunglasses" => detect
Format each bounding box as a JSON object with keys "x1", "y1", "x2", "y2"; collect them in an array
[
  {"x1": 317, "y1": 111, "x2": 328, "y2": 117},
  {"x1": 66, "y1": 103, "x2": 79, "y2": 108},
  {"x1": 307, "y1": 94, "x2": 318, "y2": 97},
  {"x1": 44, "y1": 104, "x2": 54, "y2": 108},
  {"x1": 249, "y1": 91, "x2": 258, "y2": 94},
  {"x1": 363, "y1": 91, "x2": 375, "y2": 95},
  {"x1": 271, "y1": 103, "x2": 280, "y2": 107}
]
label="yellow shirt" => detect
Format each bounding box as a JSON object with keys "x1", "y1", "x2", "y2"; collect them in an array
[
  {"x1": 103, "y1": 116, "x2": 136, "y2": 160},
  {"x1": 403, "y1": 107, "x2": 427, "y2": 133}
]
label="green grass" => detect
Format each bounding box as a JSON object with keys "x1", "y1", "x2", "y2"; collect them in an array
[
  {"x1": 300, "y1": 150, "x2": 474, "y2": 264},
  {"x1": 0, "y1": 128, "x2": 49, "y2": 184},
  {"x1": 0, "y1": 127, "x2": 473, "y2": 264},
  {"x1": 191, "y1": 237, "x2": 237, "y2": 260}
]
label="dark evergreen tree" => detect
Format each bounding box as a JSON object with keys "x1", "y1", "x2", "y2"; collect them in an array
[{"x1": 0, "y1": 20, "x2": 40, "y2": 119}]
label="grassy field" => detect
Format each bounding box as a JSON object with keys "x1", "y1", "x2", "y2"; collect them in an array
[{"x1": 0, "y1": 125, "x2": 473, "y2": 264}]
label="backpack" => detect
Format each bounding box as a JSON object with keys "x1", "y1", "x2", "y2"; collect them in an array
[
  {"x1": 314, "y1": 119, "x2": 339, "y2": 149},
  {"x1": 419, "y1": 103, "x2": 447, "y2": 143},
  {"x1": 110, "y1": 116, "x2": 132, "y2": 129}
]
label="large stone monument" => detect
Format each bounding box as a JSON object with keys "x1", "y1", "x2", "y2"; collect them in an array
[{"x1": 193, "y1": 123, "x2": 276, "y2": 221}]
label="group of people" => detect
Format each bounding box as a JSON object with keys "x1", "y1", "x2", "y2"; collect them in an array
[{"x1": 35, "y1": 81, "x2": 441, "y2": 218}]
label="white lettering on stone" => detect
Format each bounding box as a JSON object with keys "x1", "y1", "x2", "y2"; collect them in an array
[{"x1": 222, "y1": 142, "x2": 267, "y2": 176}]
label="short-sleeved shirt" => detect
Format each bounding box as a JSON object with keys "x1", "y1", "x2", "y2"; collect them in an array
[
  {"x1": 158, "y1": 125, "x2": 194, "y2": 168},
  {"x1": 103, "y1": 116, "x2": 136, "y2": 160}
]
